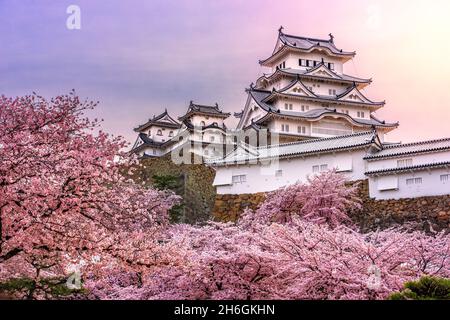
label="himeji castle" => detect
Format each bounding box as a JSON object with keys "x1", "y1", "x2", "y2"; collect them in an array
[
  {"x1": 235, "y1": 26, "x2": 398, "y2": 144},
  {"x1": 132, "y1": 27, "x2": 450, "y2": 200}
]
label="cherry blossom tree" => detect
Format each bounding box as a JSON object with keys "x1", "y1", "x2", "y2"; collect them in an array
[
  {"x1": 0, "y1": 92, "x2": 179, "y2": 297},
  {"x1": 241, "y1": 170, "x2": 361, "y2": 228}
]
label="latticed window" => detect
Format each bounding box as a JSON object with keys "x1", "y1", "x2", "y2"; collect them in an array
[
  {"x1": 232, "y1": 175, "x2": 247, "y2": 184},
  {"x1": 397, "y1": 159, "x2": 413, "y2": 168}
]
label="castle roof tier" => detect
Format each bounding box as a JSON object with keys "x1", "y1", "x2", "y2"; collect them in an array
[
  {"x1": 181, "y1": 119, "x2": 228, "y2": 131},
  {"x1": 252, "y1": 108, "x2": 398, "y2": 131},
  {"x1": 256, "y1": 62, "x2": 372, "y2": 90},
  {"x1": 130, "y1": 132, "x2": 178, "y2": 154},
  {"x1": 259, "y1": 27, "x2": 356, "y2": 67},
  {"x1": 364, "y1": 137, "x2": 450, "y2": 160},
  {"x1": 239, "y1": 87, "x2": 397, "y2": 133},
  {"x1": 207, "y1": 131, "x2": 381, "y2": 166},
  {"x1": 262, "y1": 80, "x2": 385, "y2": 109},
  {"x1": 134, "y1": 109, "x2": 181, "y2": 132},
  {"x1": 178, "y1": 101, "x2": 231, "y2": 122}
]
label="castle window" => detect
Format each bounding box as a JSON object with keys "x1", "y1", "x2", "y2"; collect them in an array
[
  {"x1": 275, "y1": 169, "x2": 283, "y2": 177},
  {"x1": 169, "y1": 131, "x2": 174, "y2": 137},
  {"x1": 328, "y1": 63, "x2": 334, "y2": 70},
  {"x1": 313, "y1": 164, "x2": 328, "y2": 173},
  {"x1": 297, "y1": 126, "x2": 306, "y2": 134},
  {"x1": 157, "y1": 130, "x2": 162, "y2": 136},
  {"x1": 329, "y1": 89, "x2": 336, "y2": 95},
  {"x1": 210, "y1": 136, "x2": 215, "y2": 142},
  {"x1": 200, "y1": 121, "x2": 206, "y2": 126},
  {"x1": 299, "y1": 59, "x2": 307, "y2": 67},
  {"x1": 232, "y1": 174, "x2": 247, "y2": 184},
  {"x1": 406, "y1": 177, "x2": 422, "y2": 185},
  {"x1": 281, "y1": 124, "x2": 289, "y2": 132},
  {"x1": 357, "y1": 111, "x2": 365, "y2": 118},
  {"x1": 341, "y1": 109, "x2": 349, "y2": 115},
  {"x1": 301, "y1": 105, "x2": 309, "y2": 112},
  {"x1": 397, "y1": 159, "x2": 413, "y2": 168},
  {"x1": 440, "y1": 174, "x2": 449, "y2": 183}
]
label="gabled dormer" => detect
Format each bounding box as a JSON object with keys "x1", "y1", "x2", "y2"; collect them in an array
[
  {"x1": 278, "y1": 76, "x2": 317, "y2": 97},
  {"x1": 304, "y1": 62, "x2": 341, "y2": 80},
  {"x1": 337, "y1": 84, "x2": 385, "y2": 106}
]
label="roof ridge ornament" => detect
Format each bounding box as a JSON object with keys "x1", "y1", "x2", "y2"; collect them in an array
[
  {"x1": 329, "y1": 33, "x2": 334, "y2": 43},
  {"x1": 278, "y1": 25, "x2": 284, "y2": 34}
]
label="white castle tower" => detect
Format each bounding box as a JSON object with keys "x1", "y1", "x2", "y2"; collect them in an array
[{"x1": 235, "y1": 26, "x2": 398, "y2": 145}]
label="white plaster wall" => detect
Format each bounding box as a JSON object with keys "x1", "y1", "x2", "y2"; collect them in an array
[
  {"x1": 271, "y1": 52, "x2": 345, "y2": 74},
  {"x1": 214, "y1": 149, "x2": 368, "y2": 194},
  {"x1": 366, "y1": 152, "x2": 450, "y2": 172},
  {"x1": 300, "y1": 79, "x2": 349, "y2": 96},
  {"x1": 368, "y1": 168, "x2": 450, "y2": 200},
  {"x1": 146, "y1": 125, "x2": 177, "y2": 143},
  {"x1": 190, "y1": 114, "x2": 224, "y2": 127}
]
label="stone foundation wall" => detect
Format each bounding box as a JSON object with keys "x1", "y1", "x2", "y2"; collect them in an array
[
  {"x1": 213, "y1": 193, "x2": 266, "y2": 222},
  {"x1": 212, "y1": 179, "x2": 450, "y2": 232},
  {"x1": 351, "y1": 180, "x2": 450, "y2": 232}
]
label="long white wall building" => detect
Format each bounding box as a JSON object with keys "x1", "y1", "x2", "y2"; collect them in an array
[{"x1": 364, "y1": 138, "x2": 450, "y2": 199}]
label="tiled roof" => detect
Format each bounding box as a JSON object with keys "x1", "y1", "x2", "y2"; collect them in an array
[
  {"x1": 280, "y1": 32, "x2": 355, "y2": 56},
  {"x1": 134, "y1": 109, "x2": 181, "y2": 132},
  {"x1": 234, "y1": 110, "x2": 244, "y2": 118},
  {"x1": 260, "y1": 29, "x2": 355, "y2": 66},
  {"x1": 131, "y1": 132, "x2": 179, "y2": 150},
  {"x1": 246, "y1": 88, "x2": 397, "y2": 129},
  {"x1": 179, "y1": 101, "x2": 231, "y2": 121},
  {"x1": 364, "y1": 137, "x2": 450, "y2": 160},
  {"x1": 262, "y1": 79, "x2": 385, "y2": 107},
  {"x1": 207, "y1": 131, "x2": 378, "y2": 165},
  {"x1": 182, "y1": 119, "x2": 227, "y2": 131},
  {"x1": 256, "y1": 66, "x2": 371, "y2": 87},
  {"x1": 247, "y1": 88, "x2": 277, "y2": 112},
  {"x1": 365, "y1": 161, "x2": 450, "y2": 175}
]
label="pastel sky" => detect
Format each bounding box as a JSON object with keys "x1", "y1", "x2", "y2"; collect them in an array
[{"x1": 1, "y1": 0, "x2": 450, "y2": 144}]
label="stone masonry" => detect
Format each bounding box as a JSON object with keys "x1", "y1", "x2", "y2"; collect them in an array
[{"x1": 212, "y1": 179, "x2": 450, "y2": 232}]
